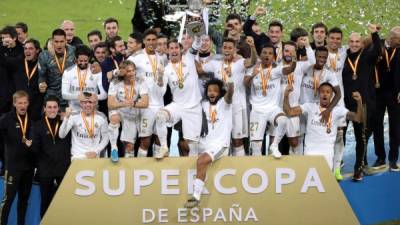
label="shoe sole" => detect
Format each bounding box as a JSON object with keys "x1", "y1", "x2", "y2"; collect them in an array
[{"x1": 371, "y1": 165, "x2": 386, "y2": 170}]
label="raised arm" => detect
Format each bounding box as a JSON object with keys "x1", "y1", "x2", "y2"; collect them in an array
[
  {"x1": 244, "y1": 37, "x2": 257, "y2": 68},
  {"x1": 346, "y1": 92, "x2": 363, "y2": 123},
  {"x1": 283, "y1": 85, "x2": 303, "y2": 117},
  {"x1": 59, "y1": 108, "x2": 74, "y2": 138}
]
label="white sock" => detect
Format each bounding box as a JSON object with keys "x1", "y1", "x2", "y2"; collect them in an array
[
  {"x1": 193, "y1": 178, "x2": 205, "y2": 201},
  {"x1": 137, "y1": 147, "x2": 147, "y2": 157},
  {"x1": 155, "y1": 111, "x2": 169, "y2": 148},
  {"x1": 333, "y1": 130, "x2": 344, "y2": 171},
  {"x1": 272, "y1": 116, "x2": 288, "y2": 146},
  {"x1": 233, "y1": 145, "x2": 245, "y2": 156},
  {"x1": 188, "y1": 141, "x2": 199, "y2": 156},
  {"x1": 153, "y1": 144, "x2": 160, "y2": 155},
  {"x1": 108, "y1": 123, "x2": 120, "y2": 150},
  {"x1": 251, "y1": 141, "x2": 262, "y2": 156},
  {"x1": 297, "y1": 135, "x2": 304, "y2": 155}
]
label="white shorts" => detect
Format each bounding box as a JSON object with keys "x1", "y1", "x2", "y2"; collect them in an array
[
  {"x1": 200, "y1": 141, "x2": 229, "y2": 162},
  {"x1": 232, "y1": 107, "x2": 248, "y2": 139},
  {"x1": 139, "y1": 107, "x2": 159, "y2": 137},
  {"x1": 250, "y1": 106, "x2": 283, "y2": 141},
  {"x1": 304, "y1": 148, "x2": 334, "y2": 170},
  {"x1": 163, "y1": 103, "x2": 202, "y2": 142},
  {"x1": 269, "y1": 116, "x2": 300, "y2": 137},
  {"x1": 109, "y1": 110, "x2": 139, "y2": 144}
]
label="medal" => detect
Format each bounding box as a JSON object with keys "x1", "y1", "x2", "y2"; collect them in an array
[
  {"x1": 260, "y1": 64, "x2": 272, "y2": 96},
  {"x1": 54, "y1": 49, "x2": 67, "y2": 74},
  {"x1": 385, "y1": 48, "x2": 396, "y2": 72},
  {"x1": 17, "y1": 113, "x2": 28, "y2": 144},
  {"x1": 24, "y1": 59, "x2": 38, "y2": 86},
  {"x1": 172, "y1": 60, "x2": 184, "y2": 89},
  {"x1": 45, "y1": 116, "x2": 59, "y2": 145},
  {"x1": 77, "y1": 67, "x2": 88, "y2": 92},
  {"x1": 124, "y1": 80, "x2": 135, "y2": 102},
  {"x1": 326, "y1": 128, "x2": 331, "y2": 134},
  {"x1": 221, "y1": 60, "x2": 232, "y2": 83},
  {"x1": 375, "y1": 82, "x2": 380, "y2": 89},
  {"x1": 209, "y1": 105, "x2": 217, "y2": 129},
  {"x1": 147, "y1": 53, "x2": 158, "y2": 79},
  {"x1": 347, "y1": 51, "x2": 362, "y2": 81},
  {"x1": 81, "y1": 112, "x2": 95, "y2": 139}
]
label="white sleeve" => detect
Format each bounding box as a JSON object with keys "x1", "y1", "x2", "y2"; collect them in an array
[
  {"x1": 108, "y1": 82, "x2": 117, "y2": 96},
  {"x1": 334, "y1": 106, "x2": 349, "y2": 121},
  {"x1": 61, "y1": 71, "x2": 77, "y2": 100},
  {"x1": 300, "y1": 103, "x2": 313, "y2": 116},
  {"x1": 271, "y1": 65, "x2": 284, "y2": 79},
  {"x1": 327, "y1": 72, "x2": 339, "y2": 87},
  {"x1": 93, "y1": 119, "x2": 109, "y2": 154},
  {"x1": 139, "y1": 81, "x2": 149, "y2": 95},
  {"x1": 95, "y1": 72, "x2": 107, "y2": 100},
  {"x1": 245, "y1": 66, "x2": 255, "y2": 77},
  {"x1": 59, "y1": 116, "x2": 74, "y2": 138},
  {"x1": 202, "y1": 60, "x2": 217, "y2": 73}
]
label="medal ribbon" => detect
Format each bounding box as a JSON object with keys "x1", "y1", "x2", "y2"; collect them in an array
[
  {"x1": 147, "y1": 54, "x2": 158, "y2": 77},
  {"x1": 44, "y1": 116, "x2": 59, "y2": 142},
  {"x1": 260, "y1": 64, "x2": 272, "y2": 94},
  {"x1": 312, "y1": 68, "x2": 325, "y2": 96},
  {"x1": 81, "y1": 112, "x2": 95, "y2": 138},
  {"x1": 77, "y1": 67, "x2": 88, "y2": 92},
  {"x1": 16, "y1": 113, "x2": 28, "y2": 140},
  {"x1": 385, "y1": 48, "x2": 396, "y2": 70},
  {"x1": 209, "y1": 105, "x2": 217, "y2": 124},
  {"x1": 172, "y1": 61, "x2": 184, "y2": 86},
  {"x1": 54, "y1": 49, "x2": 67, "y2": 74},
  {"x1": 221, "y1": 61, "x2": 232, "y2": 82},
  {"x1": 24, "y1": 59, "x2": 38, "y2": 81},
  {"x1": 347, "y1": 52, "x2": 362, "y2": 76},
  {"x1": 124, "y1": 80, "x2": 135, "y2": 100},
  {"x1": 319, "y1": 107, "x2": 332, "y2": 132}
]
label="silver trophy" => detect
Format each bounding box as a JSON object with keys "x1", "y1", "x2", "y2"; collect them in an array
[{"x1": 185, "y1": 0, "x2": 206, "y2": 36}]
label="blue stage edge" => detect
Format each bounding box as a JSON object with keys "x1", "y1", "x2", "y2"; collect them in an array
[{"x1": 0, "y1": 172, "x2": 399, "y2": 225}]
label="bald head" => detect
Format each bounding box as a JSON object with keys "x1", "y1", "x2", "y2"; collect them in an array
[
  {"x1": 61, "y1": 20, "x2": 75, "y2": 43},
  {"x1": 349, "y1": 32, "x2": 362, "y2": 53}
]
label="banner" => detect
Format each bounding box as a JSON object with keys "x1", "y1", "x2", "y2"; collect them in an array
[{"x1": 41, "y1": 156, "x2": 359, "y2": 225}]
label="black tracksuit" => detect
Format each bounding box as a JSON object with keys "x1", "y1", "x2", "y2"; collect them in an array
[
  {"x1": 342, "y1": 32, "x2": 381, "y2": 171},
  {"x1": 32, "y1": 116, "x2": 71, "y2": 218},
  {"x1": 6, "y1": 58, "x2": 44, "y2": 122},
  {"x1": 374, "y1": 44, "x2": 400, "y2": 164},
  {"x1": 0, "y1": 110, "x2": 34, "y2": 225},
  {"x1": 243, "y1": 16, "x2": 271, "y2": 55}
]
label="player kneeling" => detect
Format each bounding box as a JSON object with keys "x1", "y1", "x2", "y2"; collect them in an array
[
  {"x1": 107, "y1": 61, "x2": 149, "y2": 162},
  {"x1": 284, "y1": 82, "x2": 362, "y2": 170},
  {"x1": 184, "y1": 78, "x2": 234, "y2": 208}
]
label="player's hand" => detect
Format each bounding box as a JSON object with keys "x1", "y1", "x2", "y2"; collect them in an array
[
  {"x1": 64, "y1": 107, "x2": 72, "y2": 118},
  {"x1": 297, "y1": 36, "x2": 310, "y2": 48},
  {"x1": 284, "y1": 84, "x2": 294, "y2": 95},
  {"x1": 122, "y1": 99, "x2": 134, "y2": 108},
  {"x1": 39, "y1": 82, "x2": 47, "y2": 93},
  {"x1": 246, "y1": 36, "x2": 255, "y2": 48},
  {"x1": 85, "y1": 151, "x2": 97, "y2": 159},
  {"x1": 352, "y1": 91, "x2": 362, "y2": 102},
  {"x1": 320, "y1": 108, "x2": 331, "y2": 123},
  {"x1": 90, "y1": 62, "x2": 102, "y2": 74},
  {"x1": 253, "y1": 6, "x2": 266, "y2": 17},
  {"x1": 368, "y1": 24, "x2": 380, "y2": 33}
]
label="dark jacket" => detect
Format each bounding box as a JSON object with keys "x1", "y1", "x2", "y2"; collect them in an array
[
  {"x1": 32, "y1": 116, "x2": 71, "y2": 178},
  {"x1": 243, "y1": 16, "x2": 271, "y2": 55},
  {"x1": 0, "y1": 110, "x2": 34, "y2": 173},
  {"x1": 342, "y1": 32, "x2": 381, "y2": 111},
  {"x1": 376, "y1": 42, "x2": 400, "y2": 96}
]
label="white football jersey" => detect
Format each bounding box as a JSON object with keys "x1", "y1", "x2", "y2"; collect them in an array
[
  {"x1": 300, "y1": 103, "x2": 348, "y2": 152},
  {"x1": 200, "y1": 98, "x2": 232, "y2": 147},
  {"x1": 62, "y1": 64, "x2": 107, "y2": 111},
  {"x1": 108, "y1": 79, "x2": 148, "y2": 117},
  {"x1": 59, "y1": 111, "x2": 109, "y2": 159},
  {"x1": 164, "y1": 53, "x2": 202, "y2": 109},
  {"x1": 326, "y1": 48, "x2": 346, "y2": 106},
  {"x1": 128, "y1": 52, "x2": 167, "y2": 108}
]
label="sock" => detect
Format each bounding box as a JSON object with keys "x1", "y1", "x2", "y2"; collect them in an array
[
  {"x1": 251, "y1": 141, "x2": 262, "y2": 156},
  {"x1": 193, "y1": 178, "x2": 205, "y2": 201},
  {"x1": 188, "y1": 141, "x2": 199, "y2": 156},
  {"x1": 137, "y1": 147, "x2": 147, "y2": 157},
  {"x1": 153, "y1": 144, "x2": 160, "y2": 155},
  {"x1": 108, "y1": 123, "x2": 120, "y2": 150},
  {"x1": 291, "y1": 143, "x2": 302, "y2": 155},
  {"x1": 156, "y1": 111, "x2": 169, "y2": 147},
  {"x1": 271, "y1": 116, "x2": 288, "y2": 146},
  {"x1": 233, "y1": 145, "x2": 245, "y2": 156},
  {"x1": 333, "y1": 130, "x2": 344, "y2": 171}
]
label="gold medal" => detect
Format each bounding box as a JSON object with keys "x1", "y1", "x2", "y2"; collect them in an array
[
  {"x1": 374, "y1": 66, "x2": 380, "y2": 89},
  {"x1": 17, "y1": 113, "x2": 29, "y2": 144},
  {"x1": 347, "y1": 51, "x2": 362, "y2": 81},
  {"x1": 326, "y1": 128, "x2": 331, "y2": 134},
  {"x1": 262, "y1": 90, "x2": 267, "y2": 96},
  {"x1": 178, "y1": 83, "x2": 184, "y2": 89}
]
